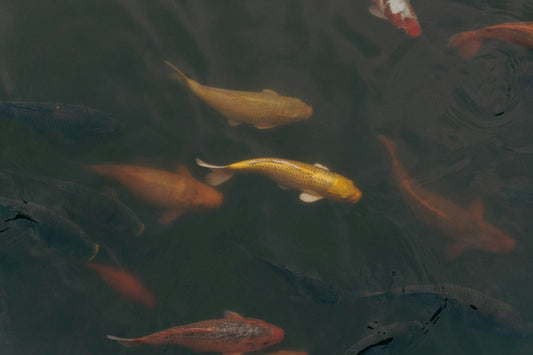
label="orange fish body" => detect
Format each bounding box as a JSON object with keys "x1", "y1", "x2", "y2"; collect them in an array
[
  {"x1": 377, "y1": 135, "x2": 515, "y2": 258},
  {"x1": 87, "y1": 164, "x2": 223, "y2": 223},
  {"x1": 369, "y1": 0, "x2": 421, "y2": 38},
  {"x1": 449, "y1": 22, "x2": 533, "y2": 58},
  {"x1": 107, "y1": 311, "x2": 284, "y2": 354},
  {"x1": 87, "y1": 262, "x2": 156, "y2": 308}
]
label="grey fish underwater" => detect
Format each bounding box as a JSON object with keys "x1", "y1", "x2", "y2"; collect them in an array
[
  {"x1": 0, "y1": 101, "x2": 121, "y2": 139},
  {"x1": 353, "y1": 283, "x2": 533, "y2": 337},
  {"x1": 344, "y1": 320, "x2": 426, "y2": 355},
  {"x1": 0, "y1": 170, "x2": 144, "y2": 236},
  {"x1": 0, "y1": 197, "x2": 98, "y2": 260},
  {"x1": 165, "y1": 61, "x2": 313, "y2": 129}
]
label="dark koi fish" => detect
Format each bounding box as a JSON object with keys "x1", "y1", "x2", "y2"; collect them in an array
[
  {"x1": 449, "y1": 22, "x2": 533, "y2": 59},
  {"x1": 86, "y1": 262, "x2": 156, "y2": 308},
  {"x1": 0, "y1": 101, "x2": 120, "y2": 139},
  {"x1": 106, "y1": 310, "x2": 284, "y2": 354}
]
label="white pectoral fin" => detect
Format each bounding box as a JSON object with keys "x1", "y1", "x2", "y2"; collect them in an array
[
  {"x1": 254, "y1": 123, "x2": 279, "y2": 129},
  {"x1": 227, "y1": 119, "x2": 242, "y2": 126},
  {"x1": 369, "y1": 5, "x2": 387, "y2": 20},
  {"x1": 299, "y1": 192, "x2": 323, "y2": 203},
  {"x1": 313, "y1": 163, "x2": 329, "y2": 170}
]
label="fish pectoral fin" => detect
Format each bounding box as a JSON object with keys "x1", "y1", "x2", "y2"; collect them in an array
[
  {"x1": 313, "y1": 163, "x2": 329, "y2": 171},
  {"x1": 176, "y1": 165, "x2": 193, "y2": 178},
  {"x1": 277, "y1": 184, "x2": 290, "y2": 190},
  {"x1": 224, "y1": 310, "x2": 244, "y2": 319},
  {"x1": 368, "y1": 5, "x2": 387, "y2": 20},
  {"x1": 299, "y1": 193, "x2": 323, "y2": 203},
  {"x1": 469, "y1": 198, "x2": 484, "y2": 221},
  {"x1": 227, "y1": 119, "x2": 242, "y2": 127},
  {"x1": 158, "y1": 209, "x2": 184, "y2": 224},
  {"x1": 254, "y1": 123, "x2": 279, "y2": 129},
  {"x1": 262, "y1": 89, "x2": 279, "y2": 96}
]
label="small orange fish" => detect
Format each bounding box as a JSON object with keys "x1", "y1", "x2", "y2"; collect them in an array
[
  {"x1": 369, "y1": 0, "x2": 421, "y2": 38},
  {"x1": 165, "y1": 61, "x2": 313, "y2": 129},
  {"x1": 107, "y1": 310, "x2": 284, "y2": 354},
  {"x1": 448, "y1": 22, "x2": 533, "y2": 58},
  {"x1": 267, "y1": 351, "x2": 308, "y2": 355},
  {"x1": 87, "y1": 262, "x2": 156, "y2": 308},
  {"x1": 378, "y1": 135, "x2": 515, "y2": 258},
  {"x1": 87, "y1": 164, "x2": 223, "y2": 223}
]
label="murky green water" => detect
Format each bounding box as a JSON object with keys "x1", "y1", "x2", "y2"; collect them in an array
[{"x1": 1, "y1": 1, "x2": 533, "y2": 354}]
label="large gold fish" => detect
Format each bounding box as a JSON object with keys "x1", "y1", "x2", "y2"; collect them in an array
[
  {"x1": 196, "y1": 157, "x2": 361, "y2": 203},
  {"x1": 164, "y1": 61, "x2": 313, "y2": 129}
]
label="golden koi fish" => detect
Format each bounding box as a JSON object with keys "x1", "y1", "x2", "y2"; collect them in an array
[
  {"x1": 196, "y1": 157, "x2": 361, "y2": 203},
  {"x1": 164, "y1": 61, "x2": 313, "y2": 129}
]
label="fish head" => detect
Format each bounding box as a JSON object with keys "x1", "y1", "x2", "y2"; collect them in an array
[
  {"x1": 265, "y1": 324, "x2": 285, "y2": 347},
  {"x1": 284, "y1": 98, "x2": 313, "y2": 120},
  {"x1": 329, "y1": 176, "x2": 362, "y2": 203},
  {"x1": 476, "y1": 222, "x2": 516, "y2": 253},
  {"x1": 384, "y1": 0, "x2": 421, "y2": 38}
]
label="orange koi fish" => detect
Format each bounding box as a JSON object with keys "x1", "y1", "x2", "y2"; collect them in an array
[
  {"x1": 369, "y1": 0, "x2": 421, "y2": 38},
  {"x1": 449, "y1": 22, "x2": 533, "y2": 58},
  {"x1": 107, "y1": 310, "x2": 284, "y2": 354},
  {"x1": 87, "y1": 262, "x2": 156, "y2": 308},
  {"x1": 378, "y1": 135, "x2": 515, "y2": 258},
  {"x1": 87, "y1": 164, "x2": 223, "y2": 223}
]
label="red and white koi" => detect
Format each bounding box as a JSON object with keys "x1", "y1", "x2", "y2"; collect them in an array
[{"x1": 369, "y1": 0, "x2": 421, "y2": 38}]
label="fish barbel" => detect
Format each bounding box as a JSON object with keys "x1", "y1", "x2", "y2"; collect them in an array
[
  {"x1": 165, "y1": 61, "x2": 313, "y2": 129},
  {"x1": 196, "y1": 157, "x2": 361, "y2": 203}
]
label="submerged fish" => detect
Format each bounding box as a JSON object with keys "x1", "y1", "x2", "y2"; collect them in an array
[
  {"x1": 0, "y1": 197, "x2": 98, "y2": 260},
  {"x1": 448, "y1": 22, "x2": 533, "y2": 59},
  {"x1": 378, "y1": 135, "x2": 515, "y2": 258},
  {"x1": 354, "y1": 283, "x2": 533, "y2": 337},
  {"x1": 107, "y1": 310, "x2": 284, "y2": 353},
  {"x1": 267, "y1": 351, "x2": 308, "y2": 355},
  {"x1": 0, "y1": 170, "x2": 144, "y2": 236},
  {"x1": 87, "y1": 164, "x2": 223, "y2": 223},
  {"x1": 260, "y1": 257, "x2": 340, "y2": 304},
  {"x1": 165, "y1": 61, "x2": 313, "y2": 129},
  {"x1": 344, "y1": 321, "x2": 425, "y2": 355},
  {"x1": 86, "y1": 262, "x2": 156, "y2": 308},
  {"x1": 0, "y1": 101, "x2": 120, "y2": 139},
  {"x1": 369, "y1": 0, "x2": 421, "y2": 38},
  {"x1": 196, "y1": 157, "x2": 361, "y2": 203}
]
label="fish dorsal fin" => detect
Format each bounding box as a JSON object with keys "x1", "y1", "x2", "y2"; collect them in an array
[
  {"x1": 262, "y1": 89, "x2": 279, "y2": 96},
  {"x1": 469, "y1": 199, "x2": 484, "y2": 221},
  {"x1": 176, "y1": 165, "x2": 192, "y2": 178},
  {"x1": 368, "y1": 5, "x2": 387, "y2": 20},
  {"x1": 299, "y1": 193, "x2": 323, "y2": 203},
  {"x1": 224, "y1": 310, "x2": 244, "y2": 320},
  {"x1": 313, "y1": 163, "x2": 329, "y2": 171}
]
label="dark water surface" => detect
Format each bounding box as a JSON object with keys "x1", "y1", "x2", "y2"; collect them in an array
[{"x1": 1, "y1": 1, "x2": 533, "y2": 354}]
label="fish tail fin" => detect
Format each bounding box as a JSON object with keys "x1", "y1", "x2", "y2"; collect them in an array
[
  {"x1": 106, "y1": 335, "x2": 142, "y2": 347},
  {"x1": 377, "y1": 135, "x2": 398, "y2": 162},
  {"x1": 448, "y1": 31, "x2": 483, "y2": 59},
  {"x1": 164, "y1": 60, "x2": 191, "y2": 86},
  {"x1": 195, "y1": 158, "x2": 233, "y2": 186}
]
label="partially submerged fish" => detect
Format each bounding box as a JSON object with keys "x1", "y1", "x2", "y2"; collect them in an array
[
  {"x1": 354, "y1": 283, "x2": 533, "y2": 337},
  {"x1": 0, "y1": 170, "x2": 144, "y2": 236},
  {"x1": 369, "y1": 0, "x2": 421, "y2": 38},
  {"x1": 0, "y1": 101, "x2": 120, "y2": 139},
  {"x1": 107, "y1": 310, "x2": 284, "y2": 353},
  {"x1": 448, "y1": 22, "x2": 533, "y2": 59},
  {"x1": 196, "y1": 157, "x2": 361, "y2": 203},
  {"x1": 378, "y1": 135, "x2": 515, "y2": 258},
  {"x1": 260, "y1": 257, "x2": 340, "y2": 304},
  {"x1": 0, "y1": 197, "x2": 98, "y2": 260},
  {"x1": 165, "y1": 61, "x2": 313, "y2": 129},
  {"x1": 86, "y1": 262, "x2": 156, "y2": 308},
  {"x1": 344, "y1": 321, "x2": 425, "y2": 355},
  {"x1": 87, "y1": 164, "x2": 223, "y2": 223}
]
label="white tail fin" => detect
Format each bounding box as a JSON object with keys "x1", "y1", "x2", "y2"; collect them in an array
[
  {"x1": 106, "y1": 335, "x2": 141, "y2": 347},
  {"x1": 195, "y1": 158, "x2": 233, "y2": 186}
]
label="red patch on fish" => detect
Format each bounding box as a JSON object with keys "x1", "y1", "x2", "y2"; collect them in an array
[
  {"x1": 87, "y1": 262, "x2": 156, "y2": 308},
  {"x1": 387, "y1": 12, "x2": 421, "y2": 38},
  {"x1": 106, "y1": 310, "x2": 284, "y2": 353}
]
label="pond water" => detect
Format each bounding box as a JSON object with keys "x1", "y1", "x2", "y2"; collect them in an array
[{"x1": 1, "y1": 1, "x2": 533, "y2": 354}]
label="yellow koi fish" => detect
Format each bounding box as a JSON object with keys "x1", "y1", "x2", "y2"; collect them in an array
[
  {"x1": 196, "y1": 157, "x2": 361, "y2": 203},
  {"x1": 165, "y1": 61, "x2": 313, "y2": 129}
]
